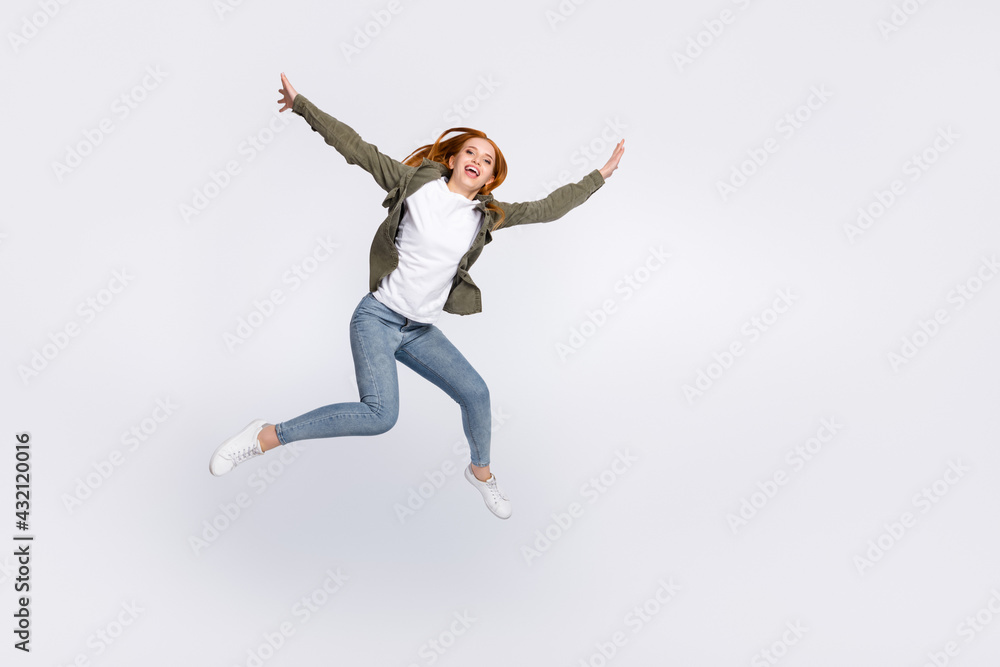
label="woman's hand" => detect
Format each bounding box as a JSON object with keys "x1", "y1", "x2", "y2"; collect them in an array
[
  {"x1": 277, "y1": 72, "x2": 298, "y2": 112},
  {"x1": 599, "y1": 138, "x2": 625, "y2": 180}
]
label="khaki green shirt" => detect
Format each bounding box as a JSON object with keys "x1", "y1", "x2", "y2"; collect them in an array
[{"x1": 291, "y1": 94, "x2": 606, "y2": 316}]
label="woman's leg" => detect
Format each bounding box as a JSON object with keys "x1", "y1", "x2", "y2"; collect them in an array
[
  {"x1": 394, "y1": 325, "x2": 492, "y2": 475},
  {"x1": 271, "y1": 294, "x2": 402, "y2": 445},
  {"x1": 395, "y1": 326, "x2": 511, "y2": 519}
]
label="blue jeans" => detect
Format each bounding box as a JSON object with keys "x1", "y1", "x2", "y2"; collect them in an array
[{"x1": 274, "y1": 292, "x2": 492, "y2": 467}]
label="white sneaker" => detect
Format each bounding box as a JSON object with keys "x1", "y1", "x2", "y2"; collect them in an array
[
  {"x1": 210, "y1": 419, "x2": 267, "y2": 476},
  {"x1": 464, "y1": 464, "x2": 512, "y2": 519}
]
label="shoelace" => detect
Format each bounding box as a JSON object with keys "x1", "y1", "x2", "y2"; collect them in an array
[
  {"x1": 227, "y1": 443, "x2": 261, "y2": 466},
  {"x1": 486, "y1": 477, "x2": 508, "y2": 501}
]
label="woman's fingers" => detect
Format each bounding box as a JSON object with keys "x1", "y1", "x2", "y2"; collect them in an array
[
  {"x1": 608, "y1": 140, "x2": 624, "y2": 164},
  {"x1": 613, "y1": 140, "x2": 625, "y2": 162},
  {"x1": 278, "y1": 72, "x2": 298, "y2": 108},
  {"x1": 598, "y1": 139, "x2": 625, "y2": 179},
  {"x1": 277, "y1": 72, "x2": 298, "y2": 112}
]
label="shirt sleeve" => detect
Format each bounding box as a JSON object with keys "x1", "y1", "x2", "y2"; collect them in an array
[
  {"x1": 493, "y1": 169, "x2": 605, "y2": 230},
  {"x1": 291, "y1": 93, "x2": 414, "y2": 192}
]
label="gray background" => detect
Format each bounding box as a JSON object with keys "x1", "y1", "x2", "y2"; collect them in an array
[{"x1": 3, "y1": 0, "x2": 999, "y2": 664}]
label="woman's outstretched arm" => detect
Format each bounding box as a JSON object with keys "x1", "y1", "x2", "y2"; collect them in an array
[
  {"x1": 495, "y1": 139, "x2": 625, "y2": 230},
  {"x1": 278, "y1": 72, "x2": 412, "y2": 192}
]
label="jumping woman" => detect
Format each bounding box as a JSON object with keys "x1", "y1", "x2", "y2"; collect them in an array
[{"x1": 209, "y1": 72, "x2": 625, "y2": 519}]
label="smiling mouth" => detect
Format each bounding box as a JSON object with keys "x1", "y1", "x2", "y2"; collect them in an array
[{"x1": 465, "y1": 165, "x2": 479, "y2": 178}]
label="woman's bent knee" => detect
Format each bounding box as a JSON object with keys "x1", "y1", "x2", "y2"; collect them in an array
[{"x1": 362, "y1": 398, "x2": 398, "y2": 435}]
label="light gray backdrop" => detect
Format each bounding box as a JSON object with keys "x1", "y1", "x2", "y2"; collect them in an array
[{"x1": 3, "y1": 0, "x2": 999, "y2": 665}]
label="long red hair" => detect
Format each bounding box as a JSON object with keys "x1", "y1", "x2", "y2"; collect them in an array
[{"x1": 403, "y1": 128, "x2": 508, "y2": 230}]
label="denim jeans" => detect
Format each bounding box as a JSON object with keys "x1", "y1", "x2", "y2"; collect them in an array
[{"x1": 274, "y1": 292, "x2": 492, "y2": 467}]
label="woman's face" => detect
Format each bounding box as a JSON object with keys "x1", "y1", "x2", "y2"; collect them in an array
[{"x1": 448, "y1": 138, "x2": 496, "y2": 190}]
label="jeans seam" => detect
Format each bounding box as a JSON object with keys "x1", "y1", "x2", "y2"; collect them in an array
[
  {"x1": 352, "y1": 317, "x2": 383, "y2": 416},
  {"x1": 283, "y1": 412, "x2": 379, "y2": 439}
]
